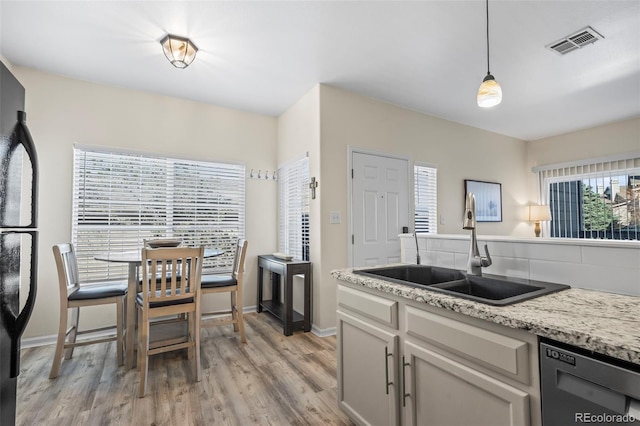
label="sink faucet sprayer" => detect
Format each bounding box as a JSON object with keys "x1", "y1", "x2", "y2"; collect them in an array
[
  {"x1": 463, "y1": 192, "x2": 492, "y2": 275},
  {"x1": 414, "y1": 230, "x2": 421, "y2": 265}
]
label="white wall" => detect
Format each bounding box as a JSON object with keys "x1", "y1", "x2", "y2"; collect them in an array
[
  {"x1": 15, "y1": 62, "x2": 638, "y2": 339},
  {"x1": 276, "y1": 86, "x2": 324, "y2": 331},
  {"x1": 528, "y1": 117, "x2": 640, "y2": 167},
  {"x1": 525, "y1": 117, "x2": 640, "y2": 201},
  {"x1": 312, "y1": 84, "x2": 530, "y2": 331},
  {"x1": 14, "y1": 66, "x2": 278, "y2": 339},
  {"x1": 318, "y1": 106, "x2": 640, "y2": 330}
]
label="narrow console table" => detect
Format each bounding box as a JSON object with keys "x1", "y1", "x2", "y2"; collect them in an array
[{"x1": 257, "y1": 255, "x2": 312, "y2": 336}]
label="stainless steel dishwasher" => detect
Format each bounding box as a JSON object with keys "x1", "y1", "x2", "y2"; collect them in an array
[{"x1": 540, "y1": 339, "x2": 640, "y2": 425}]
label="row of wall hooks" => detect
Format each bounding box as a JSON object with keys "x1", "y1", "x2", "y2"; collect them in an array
[{"x1": 248, "y1": 169, "x2": 277, "y2": 180}]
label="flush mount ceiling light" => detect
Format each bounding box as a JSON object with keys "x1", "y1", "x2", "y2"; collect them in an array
[
  {"x1": 160, "y1": 34, "x2": 198, "y2": 69},
  {"x1": 477, "y1": 0, "x2": 502, "y2": 108}
]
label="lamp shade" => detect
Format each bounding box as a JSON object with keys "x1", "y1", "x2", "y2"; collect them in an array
[
  {"x1": 529, "y1": 205, "x2": 551, "y2": 222},
  {"x1": 477, "y1": 74, "x2": 502, "y2": 108},
  {"x1": 160, "y1": 34, "x2": 198, "y2": 69}
]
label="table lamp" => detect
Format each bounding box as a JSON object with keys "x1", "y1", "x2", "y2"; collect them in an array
[{"x1": 529, "y1": 205, "x2": 551, "y2": 237}]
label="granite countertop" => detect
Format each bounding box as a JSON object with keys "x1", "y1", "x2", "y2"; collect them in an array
[{"x1": 331, "y1": 268, "x2": 640, "y2": 365}]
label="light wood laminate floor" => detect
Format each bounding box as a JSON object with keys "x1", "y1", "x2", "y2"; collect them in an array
[{"x1": 17, "y1": 313, "x2": 354, "y2": 426}]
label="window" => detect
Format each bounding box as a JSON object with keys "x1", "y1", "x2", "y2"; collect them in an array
[
  {"x1": 414, "y1": 163, "x2": 438, "y2": 233},
  {"x1": 72, "y1": 147, "x2": 245, "y2": 282},
  {"x1": 535, "y1": 154, "x2": 640, "y2": 240},
  {"x1": 278, "y1": 156, "x2": 310, "y2": 260}
]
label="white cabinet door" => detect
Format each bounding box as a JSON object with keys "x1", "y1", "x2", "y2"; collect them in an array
[
  {"x1": 403, "y1": 341, "x2": 530, "y2": 426},
  {"x1": 337, "y1": 311, "x2": 400, "y2": 426}
]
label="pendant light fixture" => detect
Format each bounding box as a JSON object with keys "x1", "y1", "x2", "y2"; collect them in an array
[
  {"x1": 477, "y1": 0, "x2": 502, "y2": 108},
  {"x1": 160, "y1": 34, "x2": 198, "y2": 69}
]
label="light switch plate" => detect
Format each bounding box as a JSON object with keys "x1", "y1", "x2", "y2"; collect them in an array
[{"x1": 330, "y1": 211, "x2": 341, "y2": 224}]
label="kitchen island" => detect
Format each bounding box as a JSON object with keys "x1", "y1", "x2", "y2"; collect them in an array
[
  {"x1": 333, "y1": 266, "x2": 640, "y2": 426},
  {"x1": 332, "y1": 267, "x2": 640, "y2": 365}
]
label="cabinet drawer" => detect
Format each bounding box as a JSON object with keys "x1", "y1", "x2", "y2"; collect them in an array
[
  {"x1": 405, "y1": 305, "x2": 530, "y2": 384},
  {"x1": 338, "y1": 285, "x2": 398, "y2": 329},
  {"x1": 261, "y1": 260, "x2": 285, "y2": 275}
]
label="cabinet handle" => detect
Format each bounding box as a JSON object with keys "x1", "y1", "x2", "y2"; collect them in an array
[
  {"x1": 402, "y1": 356, "x2": 410, "y2": 407},
  {"x1": 385, "y1": 346, "x2": 393, "y2": 395}
]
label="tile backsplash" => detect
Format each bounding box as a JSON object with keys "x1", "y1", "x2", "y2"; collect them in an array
[{"x1": 400, "y1": 234, "x2": 640, "y2": 296}]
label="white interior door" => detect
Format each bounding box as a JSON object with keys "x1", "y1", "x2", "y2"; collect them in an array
[{"x1": 351, "y1": 152, "x2": 410, "y2": 267}]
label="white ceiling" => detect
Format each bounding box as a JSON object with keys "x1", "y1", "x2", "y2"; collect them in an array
[{"x1": 1, "y1": 1, "x2": 639, "y2": 141}]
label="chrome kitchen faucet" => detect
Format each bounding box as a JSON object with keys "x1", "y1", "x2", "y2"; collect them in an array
[{"x1": 463, "y1": 192, "x2": 492, "y2": 275}]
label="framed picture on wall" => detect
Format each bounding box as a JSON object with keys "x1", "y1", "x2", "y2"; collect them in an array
[{"x1": 464, "y1": 179, "x2": 502, "y2": 222}]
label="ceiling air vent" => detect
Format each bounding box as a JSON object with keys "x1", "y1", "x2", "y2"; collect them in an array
[{"x1": 546, "y1": 26, "x2": 604, "y2": 55}]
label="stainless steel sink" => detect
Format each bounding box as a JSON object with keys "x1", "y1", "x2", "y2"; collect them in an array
[
  {"x1": 353, "y1": 264, "x2": 570, "y2": 306},
  {"x1": 353, "y1": 265, "x2": 465, "y2": 287},
  {"x1": 430, "y1": 275, "x2": 570, "y2": 305}
]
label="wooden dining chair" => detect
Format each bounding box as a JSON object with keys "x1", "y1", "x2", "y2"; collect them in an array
[
  {"x1": 50, "y1": 243, "x2": 128, "y2": 379},
  {"x1": 136, "y1": 245, "x2": 204, "y2": 398},
  {"x1": 200, "y1": 239, "x2": 248, "y2": 343}
]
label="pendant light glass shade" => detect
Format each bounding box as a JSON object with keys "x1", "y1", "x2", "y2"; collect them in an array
[
  {"x1": 160, "y1": 34, "x2": 198, "y2": 69},
  {"x1": 477, "y1": 0, "x2": 502, "y2": 108},
  {"x1": 477, "y1": 73, "x2": 502, "y2": 107}
]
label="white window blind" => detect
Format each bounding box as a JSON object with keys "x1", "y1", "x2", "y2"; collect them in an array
[
  {"x1": 535, "y1": 153, "x2": 640, "y2": 240},
  {"x1": 72, "y1": 147, "x2": 245, "y2": 282},
  {"x1": 278, "y1": 156, "x2": 310, "y2": 261},
  {"x1": 414, "y1": 163, "x2": 438, "y2": 234}
]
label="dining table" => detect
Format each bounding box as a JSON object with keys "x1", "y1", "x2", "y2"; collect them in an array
[{"x1": 95, "y1": 247, "x2": 223, "y2": 369}]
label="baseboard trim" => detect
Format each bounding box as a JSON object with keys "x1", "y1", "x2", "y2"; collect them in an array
[
  {"x1": 22, "y1": 307, "x2": 336, "y2": 348},
  {"x1": 22, "y1": 334, "x2": 57, "y2": 349},
  {"x1": 201, "y1": 305, "x2": 257, "y2": 321},
  {"x1": 312, "y1": 325, "x2": 336, "y2": 337}
]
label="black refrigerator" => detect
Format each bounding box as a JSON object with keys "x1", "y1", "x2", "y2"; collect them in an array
[{"x1": 0, "y1": 61, "x2": 38, "y2": 425}]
